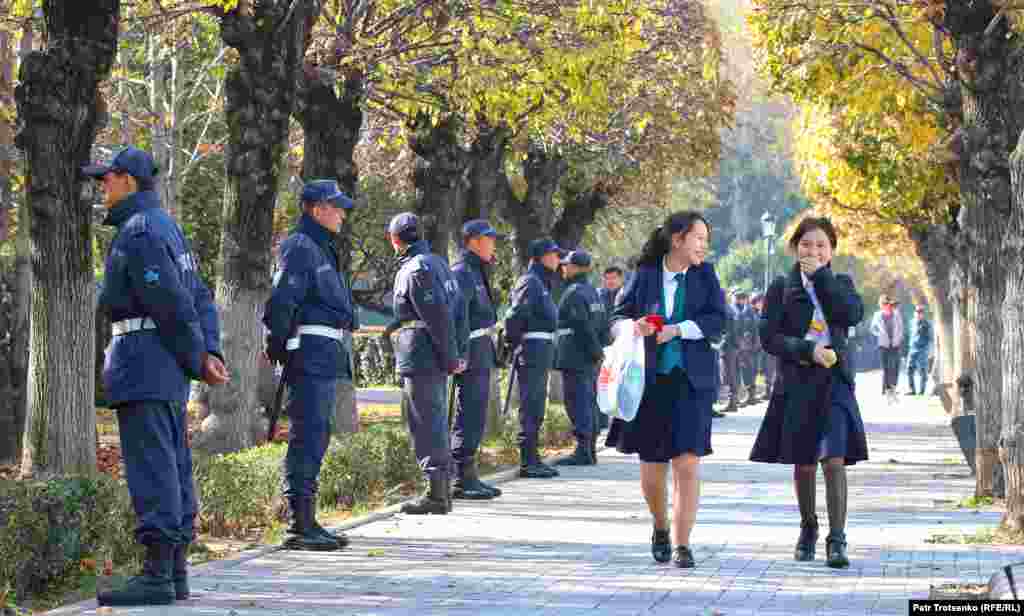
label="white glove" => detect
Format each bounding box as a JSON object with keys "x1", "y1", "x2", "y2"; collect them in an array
[{"x1": 678, "y1": 320, "x2": 704, "y2": 340}]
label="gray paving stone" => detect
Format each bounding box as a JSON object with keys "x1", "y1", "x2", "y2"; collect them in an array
[{"x1": 44, "y1": 371, "x2": 1024, "y2": 616}]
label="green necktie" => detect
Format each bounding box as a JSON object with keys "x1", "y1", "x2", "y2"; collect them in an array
[{"x1": 671, "y1": 272, "x2": 686, "y2": 322}]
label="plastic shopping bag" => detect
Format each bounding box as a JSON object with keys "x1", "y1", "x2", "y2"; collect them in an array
[{"x1": 597, "y1": 320, "x2": 646, "y2": 422}]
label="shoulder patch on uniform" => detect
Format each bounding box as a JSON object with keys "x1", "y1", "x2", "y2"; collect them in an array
[{"x1": 143, "y1": 267, "x2": 160, "y2": 285}]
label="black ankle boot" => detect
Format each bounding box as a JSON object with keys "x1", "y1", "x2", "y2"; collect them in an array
[
  {"x1": 555, "y1": 440, "x2": 594, "y2": 466},
  {"x1": 453, "y1": 457, "x2": 497, "y2": 500},
  {"x1": 794, "y1": 520, "x2": 818, "y2": 561},
  {"x1": 173, "y1": 544, "x2": 189, "y2": 600},
  {"x1": 97, "y1": 543, "x2": 174, "y2": 606},
  {"x1": 284, "y1": 498, "x2": 342, "y2": 551},
  {"x1": 401, "y1": 474, "x2": 450, "y2": 515},
  {"x1": 589, "y1": 433, "x2": 599, "y2": 464},
  {"x1": 826, "y1": 531, "x2": 850, "y2": 568},
  {"x1": 519, "y1": 445, "x2": 559, "y2": 478},
  {"x1": 651, "y1": 528, "x2": 671, "y2": 563}
]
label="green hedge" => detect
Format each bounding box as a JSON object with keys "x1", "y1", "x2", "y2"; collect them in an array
[
  {"x1": 0, "y1": 476, "x2": 139, "y2": 600},
  {"x1": 194, "y1": 424, "x2": 421, "y2": 536}
]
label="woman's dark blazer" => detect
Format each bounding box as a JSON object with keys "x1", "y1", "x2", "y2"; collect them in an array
[
  {"x1": 749, "y1": 264, "x2": 867, "y2": 465},
  {"x1": 609, "y1": 259, "x2": 727, "y2": 391}
]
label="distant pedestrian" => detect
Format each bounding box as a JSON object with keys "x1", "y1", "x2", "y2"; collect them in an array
[
  {"x1": 599, "y1": 265, "x2": 625, "y2": 313},
  {"x1": 870, "y1": 295, "x2": 903, "y2": 400},
  {"x1": 749, "y1": 216, "x2": 868, "y2": 569},
  {"x1": 905, "y1": 303, "x2": 933, "y2": 395},
  {"x1": 605, "y1": 211, "x2": 727, "y2": 569},
  {"x1": 751, "y1": 293, "x2": 776, "y2": 400}
]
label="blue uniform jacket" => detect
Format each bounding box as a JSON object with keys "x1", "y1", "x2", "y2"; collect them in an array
[
  {"x1": 555, "y1": 273, "x2": 612, "y2": 372},
  {"x1": 611, "y1": 259, "x2": 727, "y2": 391},
  {"x1": 907, "y1": 317, "x2": 933, "y2": 360},
  {"x1": 263, "y1": 214, "x2": 357, "y2": 378},
  {"x1": 98, "y1": 190, "x2": 221, "y2": 405},
  {"x1": 505, "y1": 262, "x2": 559, "y2": 369},
  {"x1": 452, "y1": 249, "x2": 497, "y2": 373},
  {"x1": 392, "y1": 240, "x2": 466, "y2": 376}
]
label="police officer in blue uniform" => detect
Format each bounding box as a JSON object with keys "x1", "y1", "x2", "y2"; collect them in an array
[
  {"x1": 264, "y1": 179, "x2": 357, "y2": 551},
  {"x1": 554, "y1": 250, "x2": 611, "y2": 466},
  {"x1": 85, "y1": 147, "x2": 228, "y2": 606},
  {"x1": 450, "y1": 219, "x2": 504, "y2": 500},
  {"x1": 505, "y1": 238, "x2": 562, "y2": 478},
  {"x1": 389, "y1": 212, "x2": 467, "y2": 514}
]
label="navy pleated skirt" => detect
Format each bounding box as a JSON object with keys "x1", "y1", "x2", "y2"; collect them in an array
[{"x1": 605, "y1": 368, "x2": 714, "y2": 463}]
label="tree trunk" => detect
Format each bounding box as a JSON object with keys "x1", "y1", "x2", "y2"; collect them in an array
[
  {"x1": 909, "y1": 225, "x2": 957, "y2": 413},
  {"x1": 1002, "y1": 131, "x2": 1024, "y2": 529},
  {"x1": 148, "y1": 33, "x2": 179, "y2": 218},
  {"x1": 14, "y1": 0, "x2": 120, "y2": 477},
  {"x1": 498, "y1": 144, "x2": 568, "y2": 267},
  {"x1": 551, "y1": 186, "x2": 611, "y2": 251},
  {"x1": 949, "y1": 255, "x2": 972, "y2": 414},
  {"x1": 945, "y1": 1, "x2": 1018, "y2": 499},
  {"x1": 466, "y1": 123, "x2": 514, "y2": 223},
  {"x1": 409, "y1": 113, "x2": 470, "y2": 263},
  {"x1": 193, "y1": 1, "x2": 319, "y2": 456},
  {"x1": 296, "y1": 68, "x2": 363, "y2": 435}
]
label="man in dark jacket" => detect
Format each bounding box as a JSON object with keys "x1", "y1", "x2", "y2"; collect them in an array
[
  {"x1": 505, "y1": 238, "x2": 562, "y2": 478},
  {"x1": 598, "y1": 265, "x2": 625, "y2": 313},
  {"x1": 450, "y1": 219, "x2": 504, "y2": 499},
  {"x1": 86, "y1": 147, "x2": 229, "y2": 606},
  {"x1": 264, "y1": 179, "x2": 358, "y2": 551},
  {"x1": 733, "y1": 290, "x2": 759, "y2": 405},
  {"x1": 389, "y1": 213, "x2": 467, "y2": 514},
  {"x1": 554, "y1": 250, "x2": 612, "y2": 466}
]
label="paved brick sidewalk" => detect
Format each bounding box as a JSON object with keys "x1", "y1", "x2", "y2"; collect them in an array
[{"x1": 50, "y1": 371, "x2": 1021, "y2": 615}]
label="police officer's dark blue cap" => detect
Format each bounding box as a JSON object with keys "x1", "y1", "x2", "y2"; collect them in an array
[
  {"x1": 462, "y1": 219, "x2": 505, "y2": 240},
  {"x1": 528, "y1": 238, "x2": 563, "y2": 258},
  {"x1": 560, "y1": 250, "x2": 592, "y2": 267},
  {"x1": 82, "y1": 146, "x2": 158, "y2": 181},
  {"x1": 388, "y1": 212, "x2": 419, "y2": 236},
  {"x1": 301, "y1": 179, "x2": 354, "y2": 209}
]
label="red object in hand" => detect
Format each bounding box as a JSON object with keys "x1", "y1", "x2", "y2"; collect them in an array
[{"x1": 644, "y1": 314, "x2": 665, "y2": 332}]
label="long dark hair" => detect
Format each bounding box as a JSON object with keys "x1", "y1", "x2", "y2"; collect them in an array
[{"x1": 639, "y1": 211, "x2": 710, "y2": 266}]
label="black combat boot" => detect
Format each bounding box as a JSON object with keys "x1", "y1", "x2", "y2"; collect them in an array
[
  {"x1": 173, "y1": 544, "x2": 189, "y2": 600},
  {"x1": 310, "y1": 519, "x2": 350, "y2": 548},
  {"x1": 283, "y1": 498, "x2": 342, "y2": 551},
  {"x1": 519, "y1": 445, "x2": 559, "y2": 478},
  {"x1": 97, "y1": 542, "x2": 175, "y2": 606},
  {"x1": 453, "y1": 457, "x2": 497, "y2": 500},
  {"x1": 555, "y1": 438, "x2": 594, "y2": 466},
  {"x1": 401, "y1": 474, "x2": 450, "y2": 515}
]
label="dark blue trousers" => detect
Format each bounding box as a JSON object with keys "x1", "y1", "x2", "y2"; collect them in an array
[
  {"x1": 563, "y1": 368, "x2": 597, "y2": 440},
  {"x1": 452, "y1": 367, "x2": 491, "y2": 471},
  {"x1": 283, "y1": 374, "x2": 337, "y2": 499},
  {"x1": 403, "y1": 373, "x2": 451, "y2": 478},
  {"x1": 516, "y1": 365, "x2": 548, "y2": 448},
  {"x1": 116, "y1": 401, "x2": 195, "y2": 546}
]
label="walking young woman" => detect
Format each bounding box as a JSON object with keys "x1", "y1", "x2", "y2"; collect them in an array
[
  {"x1": 749, "y1": 217, "x2": 868, "y2": 569},
  {"x1": 605, "y1": 211, "x2": 727, "y2": 568}
]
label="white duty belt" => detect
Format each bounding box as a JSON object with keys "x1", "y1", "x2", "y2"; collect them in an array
[
  {"x1": 111, "y1": 317, "x2": 157, "y2": 336},
  {"x1": 469, "y1": 326, "x2": 497, "y2": 340},
  {"x1": 287, "y1": 325, "x2": 346, "y2": 350},
  {"x1": 522, "y1": 331, "x2": 554, "y2": 341},
  {"x1": 555, "y1": 328, "x2": 573, "y2": 338}
]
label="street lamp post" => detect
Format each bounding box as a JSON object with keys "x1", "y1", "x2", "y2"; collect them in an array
[{"x1": 760, "y1": 211, "x2": 777, "y2": 292}]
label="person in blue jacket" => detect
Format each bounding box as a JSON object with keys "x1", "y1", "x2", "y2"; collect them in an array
[
  {"x1": 605, "y1": 211, "x2": 727, "y2": 569},
  {"x1": 85, "y1": 147, "x2": 229, "y2": 606},
  {"x1": 505, "y1": 238, "x2": 563, "y2": 479},
  {"x1": 554, "y1": 250, "x2": 611, "y2": 466},
  {"x1": 906, "y1": 303, "x2": 933, "y2": 395},
  {"x1": 389, "y1": 212, "x2": 467, "y2": 515},
  {"x1": 264, "y1": 179, "x2": 357, "y2": 552},
  {"x1": 450, "y1": 219, "x2": 504, "y2": 500}
]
